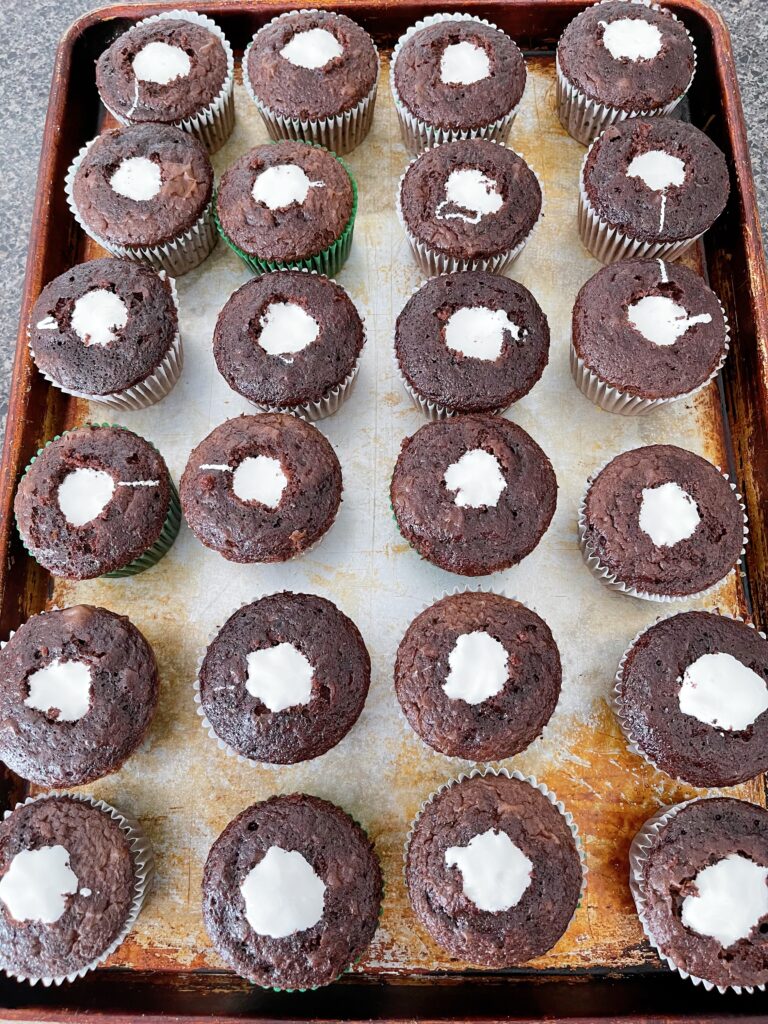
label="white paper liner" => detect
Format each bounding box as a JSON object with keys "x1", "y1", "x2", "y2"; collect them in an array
[
  {"x1": 64, "y1": 140, "x2": 217, "y2": 277},
  {"x1": 390, "y1": 13, "x2": 524, "y2": 155},
  {"x1": 242, "y1": 10, "x2": 379, "y2": 156},
  {"x1": 577, "y1": 451, "x2": 749, "y2": 602},
  {"x1": 99, "y1": 10, "x2": 235, "y2": 154},
  {"x1": 0, "y1": 791, "x2": 154, "y2": 987},
  {"x1": 555, "y1": 0, "x2": 697, "y2": 146},
  {"x1": 629, "y1": 798, "x2": 767, "y2": 994}
]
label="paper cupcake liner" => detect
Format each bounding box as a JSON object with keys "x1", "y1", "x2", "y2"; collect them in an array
[
  {"x1": 242, "y1": 11, "x2": 379, "y2": 155},
  {"x1": 629, "y1": 798, "x2": 766, "y2": 994},
  {"x1": 577, "y1": 453, "x2": 749, "y2": 602},
  {"x1": 555, "y1": 0, "x2": 697, "y2": 146},
  {"x1": 65, "y1": 141, "x2": 217, "y2": 277},
  {"x1": 1, "y1": 790, "x2": 153, "y2": 987},
  {"x1": 390, "y1": 13, "x2": 524, "y2": 155},
  {"x1": 100, "y1": 10, "x2": 235, "y2": 154}
]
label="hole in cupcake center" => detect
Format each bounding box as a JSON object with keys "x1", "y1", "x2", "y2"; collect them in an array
[
  {"x1": 109, "y1": 156, "x2": 162, "y2": 202},
  {"x1": 443, "y1": 306, "x2": 522, "y2": 360},
  {"x1": 257, "y1": 302, "x2": 320, "y2": 357},
  {"x1": 445, "y1": 829, "x2": 532, "y2": 912},
  {"x1": 240, "y1": 846, "x2": 326, "y2": 938},
  {"x1": 444, "y1": 448, "x2": 506, "y2": 508},
  {"x1": 251, "y1": 165, "x2": 325, "y2": 211},
  {"x1": 681, "y1": 854, "x2": 768, "y2": 948},
  {"x1": 443, "y1": 631, "x2": 509, "y2": 705},
  {"x1": 57, "y1": 468, "x2": 116, "y2": 527},
  {"x1": 25, "y1": 658, "x2": 93, "y2": 722},
  {"x1": 70, "y1": 289, "x2": 129, "y2": 347},
  {"x1": 627, "y1": 295, "x2": 712, "y2": 347},
  {"x1": 678, "y1": 652, "x2": 768, "y2": 732},
  {"x1": 599, "y1": 18, "x2": 663, "y2": 61},
  {"x1": 0, "y1": 846, "x2": 80, "y2": 924},
  {"x1": 231, "y1": 456, "x2": 288, "y2": 508},
  {"x1": 440, "y1": 40, "x2": 490, "y2": 85},
  {"x1": 638, "y1": 481, "x2": 700, "y2": 547},
  {"x1": 436, "y1": 168, "x2": 504, "y2": 225},
  {"x1": 245, "y1": 643, "x2": 314, "y2": 713},
  {"x1": 279, "y1": 28, "x2": 343, "y2": 69},
  {"x1": 626, "y1": 151, "x2": 686, "y2": 193},
  {"x1": 133, "y1": 41, "x2": 192, "y2": 85}
]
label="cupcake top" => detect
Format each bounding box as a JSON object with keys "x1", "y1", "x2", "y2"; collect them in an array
[
  {"x1": 617, "y1": 612, "x2": 768, "y2": 787},
  {"x1": 582, "y1": 118, "x2": 730, "y2": 243},
  {"x1": 213, "y1": 271, "x2": 365, "y2": 409},
  {"x1": 180, "y1": 413, "x2": 342, "y2": 563},
  {"x1": 391, "y1": 413, "x2": 557, "y2": 576},
  {"x1": 395, "y1": 271, "x2": 550, "y2": 414},
  {"x1": 0, "y1": 605, "x2": 158, "y2": 787},
  {"x1": 572, "y1": 258, "x2": 727, "y2": 400},
  {"x1": 406, "y1": 773, "x2": 582, "y2": 966},
  {"x1": 0, "y1": 795, "x2": 136, "y2": 982},
  {"x1": 558, "y1": 1, "x2": 695, "y2": 112},
  {"x1": 393, "y1": 18, "x2": 526, "y2": 131},
  {"x1": 14, "y1": 424, "x2": 173, "y2": 581},
  {"x1": 96, "y1": 16, "x2": 229, "y2": 124},
  {"x1": 198, "y1": 592, "x2": 370, "y2": 764},
  {"x1": 245, "y1": 10, "x2": 378, "y2": 121},
  {"x1": 636, "y1": 796, "x2": 768, "y2": 989},
  {"x1": 29, "y1": 258, "x2": 178, "y2": 397},
  {"x1": 71, "y1": 124, "x2": 214, "y2": 248},
  {"x1": 581, "y1": 444, "x2": 745, "y2": 597},
  {"x1": 202, "y1": 794, "x2": 383, "y2": 989},
  {"x1": 399, "y1": 139, "x2": 541, "y2": 261},
  {"x1": 216, "y1": 142, "x2": 354, "y2": 264},
  {"x1": 395, "y1": 592, "x2": 561, "y2": 760}
]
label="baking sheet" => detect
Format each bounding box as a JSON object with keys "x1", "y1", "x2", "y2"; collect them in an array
[{"x1": 47, "y1": 55, "x2": 756, "y2": 976}]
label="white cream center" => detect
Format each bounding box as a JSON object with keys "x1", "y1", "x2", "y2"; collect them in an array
[
  {"x1": 132, "y1": 41, "x2": 191, "y2": 85},
  {"x1": 443, "y1": 631, "x2": 509, "y2": 705},
  {"x1": 436, "y1": 168, "x2": 504, "y2": 225},
  {"x1": 258, "y1": 302, "x2": 319, "y2": 356},
  {"x1": 109, "y1": 156, "x2": 162, "y2": 202},
  {"x1": 445, "y1": 829, "x2": 533, "y2": 913},
  {"x1": 627, "y1": 295, "x2": 713, "y2": 347},
  {"x1": 627, "y1": 150, "x2": 686, "y2": 192},
  {"x1": 599, "y1": 18, "x2": 663, "y2": 60},
  {"x1": 240, "y1": 846, "x2": 326, "y2": 938},
  {"x1": 681, "y1": 854, "x2": 768, "y2": 948},
  {"x1": 440, "y1": 41, "x2": 490, "y2": 85},
  {"x1": 678, "y1": 652, "x2": 768, "y2": 731},
  {"x1": 231, "y1": 456, "x2": 288, "y2": 508},
  {"x1": 443, "y1": 306, "x2": 522, "y2": 361},
  {"x1": 57, "y1": 468, "x2": 116, "y2": 527},
  {"x1": 0, "y1": 846, "x2": 79, "y2": 924},
  {"x1": 251, "y1": 164, "x2": 324, "y2": 211},
  {"x1": 245, "y1": 642, "x2": 314, "y2": 713},
  {"x1": 638, "y1": 481, "x2": 700, "y2": 547},
  {"x1": 70, "y1": 289, "x2": 129, "y2": 348},
  {"x1": 279, "y1": 28, "x2": 343, "y2": 69},
  {"x1": 444, "y1": 448, "x2": 506, "y2": 509},
  {"x1": 25, "y1": 658, "x2": 92, "y2": 722}
]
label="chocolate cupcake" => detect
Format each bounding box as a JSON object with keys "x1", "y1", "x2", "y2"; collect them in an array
[
  {"x1": 391, "y1": 14, "x2": 526, "y2": 154},
  {"x1": 579, "y1": 445, "x2": 746, "y2": 600},
  {"x1": 96, "y1": 10, "x2": 235, "y2": 153},
  {"x1": 196, "y1": 592, "x2": 370, "y2": 765},
  {"x1": 202, "y1": 794, "x2": 382, "y2": 989},
  {"x1": 557, "y1": 1, "x2": 696, "y2": 145},
  {"x1": 395, "y1": 592, "x2": 561, "y2": 760},
  {"x1": 397, "y1": 138, "x2": 542, "y2": 275},
  {"x1": 213, "y1": 271, "x2": 365, "y2": 420},
  {"x1": 630, "y1": 797, "x2": 768, "y2": 992},
  {"x1": 579, "y1": 117, "x2": 730, "y2": 263},
  {"x1": 615, "y1": 611, "x2": 768, "y2": 788},
  {"x1": 395, "y1": 271, "x2": 550, "y2": 418},
  {"x1": 14, "y1": 424, "x2": 179, "y2": 581},
  {"x1": 244, "y1": 10, "x2": 378, "y2": 155},
  {"x1": 0, "y1": 793, "x2": 152, "y2": 986},
  {"x1": 571, "y1": 258, "x2": 729, "y2": 414},
  {"x1": 0, "y1": 605, "x2": 158, "y2": 787},
  {"x1": 391, "y1": 414, "x2": 557, "y2": 577},
  {"x1": 405, "y1": 770, "x2": 583, "y2": 966},
  {"x1": 28, "y1": 257, "x2": 182, "y2": 410},
  {"x1": 215, "y1": 141, "x2": 357, "y2": 277},
  {"x1": 180, "y1": 413, "x2": 342, "y2": 563}
]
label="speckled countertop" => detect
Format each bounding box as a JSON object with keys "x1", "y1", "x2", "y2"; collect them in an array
[{"x1": 0, "y1": 0, "x2": 765, "y2": 425}]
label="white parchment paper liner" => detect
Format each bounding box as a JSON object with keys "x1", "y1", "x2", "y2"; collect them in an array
[
  {"x1": 65, "y1": 140, "x2": 217, "y2": 277},
  {"x1": 629, "y1": 797, "x2": 766, "y2": 994},
  {"x1": 555, "y1": 0, "x2": 697, "y2": 146},
  {"x1": 99, "y1": 9, "x2": 235, "y2": 154},
  {"x1": 390, "y1": 13, "x2": 524, "y2": 155},
  {"x1": 242, "y1": 9, "x2": 379, "y2": 156},
  {"x1": 1, "y1": 791, "x2": 154, "y2": 987},
  {"x1": 28, "y1": 273, "x2": 183, "y2": 411}
]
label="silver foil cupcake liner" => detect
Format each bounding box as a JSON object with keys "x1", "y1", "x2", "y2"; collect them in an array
[
  {"x1": 99, "y1": 9, "x2": 235, "y2": 154},
  {"x1": 629, "y1": 798, "x2": 766, "y2": 995},
  {"x1": 1, "y1": 791, "x2": 153, "y2": 987},
  {"x1": 390, "y1": 13, "x2": 524, "y2": 155},
  {"x1": 65, "y1": 141, "x2": 217, "y2": 277},
  {"x1": 242, "y1": 10, "x2": 379, "y2": 156}
]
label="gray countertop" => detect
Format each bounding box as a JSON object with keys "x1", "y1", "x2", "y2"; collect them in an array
[{"x1": 0, "y1": 0, "x2": 765, "y2": 425}]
